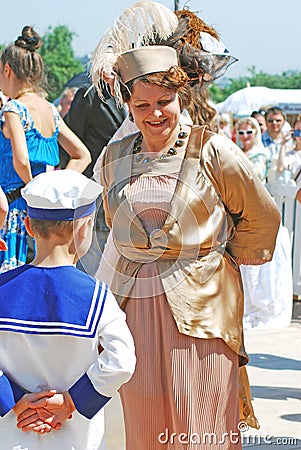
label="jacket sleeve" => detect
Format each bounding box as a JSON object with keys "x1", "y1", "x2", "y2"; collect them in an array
[
  {"x1": 99, "y1": 141, "x2": 122, "y2": 230},
  {"x1": 201, "y1": 133, "x2": 281, "y2": 262},
  {"x1": 0, "y1": 371, "x2": 25, "y2": 416},
  {"x1": 64, "y1": 87, "x2": 90, "y2": 141},
  {"x1": 69, "y1": 289, "x2": 135, "y2": 419}
]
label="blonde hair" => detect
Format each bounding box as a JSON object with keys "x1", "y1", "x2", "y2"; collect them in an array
[{"x1": 237, "y1": 116, "x2": 264, "y2": 149}]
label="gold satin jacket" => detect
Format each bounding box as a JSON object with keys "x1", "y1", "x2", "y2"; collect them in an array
[
  {"x1": 101, "y1": 124, "x2": 280, "y2": 354},
  {"x1": 100, "y1": 125, "x2": 281, "y2": 428}
]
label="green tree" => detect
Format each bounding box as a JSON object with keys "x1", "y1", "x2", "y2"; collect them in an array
[
  {"x1": 39, "y1": 25, "x2": 84, "y2": 101},
  {"x1": 209, "y1": 66, "x2": 301, "y2": 104}
]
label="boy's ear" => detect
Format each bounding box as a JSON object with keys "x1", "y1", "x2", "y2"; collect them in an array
[
  {"x1": 76, "y1": 217, "x2": 87, "y2": 239},
  {"x1": 24, "y1": 216, "x2": 34, "y2": 237},
  {"x1": 78, "y1": 216, "x2": 93, "y2": 239}
]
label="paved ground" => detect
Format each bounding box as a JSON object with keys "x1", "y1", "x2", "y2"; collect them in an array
[
  {"x1": 242, "y1": 300, "x2": 301, "y2": 449},
  {"x1": 100, "y1": 301, "x2": 301, "y2": 449}
]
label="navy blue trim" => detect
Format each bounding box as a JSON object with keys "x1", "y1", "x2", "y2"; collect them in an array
[
  {"x1": 0, "y1": 374, "x2": 25, "y2": 416},
  {"x1": 69, "y1": 373, "x2": 111, "y2": 419},
  {"x1": 27, "y1": 201, "x2": 96, "y2": 220},
  {"x1": 0, "y1": 285, "x2": 107, "y2": 337},
  {"x1": 0, "y1": 266, "x2": 108, "y2": 337}
]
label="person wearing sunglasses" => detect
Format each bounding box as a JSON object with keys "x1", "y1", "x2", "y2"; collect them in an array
[
  {"x1": 236, "y1": 117, "x2": 269, "y2": 183},
  {"x1": 262, "y1": 106, "x2": 286, "y2": 152},
  {"x1": 261, "y1": 107, "x2": 295, "y2": 181},
  {"x1": 251, "y1": 110, "x2": 267, "y2": 135},
  {"x1": 236, "y1": 117, "x2": 293, "y2": 331}
]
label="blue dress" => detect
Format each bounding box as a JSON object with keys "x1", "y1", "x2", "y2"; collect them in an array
[{"x1": 0, "y1": 100, "x2": 60, "y2": 272}]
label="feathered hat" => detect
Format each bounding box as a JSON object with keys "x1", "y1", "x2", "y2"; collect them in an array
[
  {"x1": 91, "y1": 0, "x2": 179, "y2": 104},
  {"x1": 91, "y1": 1, "x2": 238, "y2": 104},
  {"x1": 164, "y1": 9, "x2": 238, "y2": 86}
]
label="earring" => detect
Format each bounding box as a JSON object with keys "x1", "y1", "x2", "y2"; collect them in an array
[{"x1": 129, "y1": 112, "x2": 134, "y2": 122}]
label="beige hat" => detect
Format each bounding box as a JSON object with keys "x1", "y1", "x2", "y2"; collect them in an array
[{"x1": 116, "y1": 46, "x2": 178, "y2": 84}]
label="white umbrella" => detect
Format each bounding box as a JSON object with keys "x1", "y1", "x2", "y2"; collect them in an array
[{"x1": 216, "y1": 86, "x2": 283, "y2": 116}]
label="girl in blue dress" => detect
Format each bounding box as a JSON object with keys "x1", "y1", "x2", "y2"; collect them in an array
[{"x1": 0, "y1": 26, "x2": 91, "y2": 272}]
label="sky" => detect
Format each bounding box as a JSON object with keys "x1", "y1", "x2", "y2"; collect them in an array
[{"x1": 1, "y1": 0, "x2": 299, "y2": 79}]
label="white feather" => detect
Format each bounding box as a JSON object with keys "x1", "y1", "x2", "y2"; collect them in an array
[{"x1": 90, "y1": 0, "x2": 178, "y2": 103}]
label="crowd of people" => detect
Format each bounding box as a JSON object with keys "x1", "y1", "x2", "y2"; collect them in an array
[
  {"x1": 0, "y1": 1, "x2": 298, "y2": 449},
  {"x1": 218, "y1": 107, "x2": 301, "y2": 188},
  {"x1": 217, "y1": 108, "x2": 300, "y2": 330}
]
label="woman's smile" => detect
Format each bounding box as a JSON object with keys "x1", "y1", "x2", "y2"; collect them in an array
[{"x1": 128, "y1": 81, "x2": 180, "y2": 146}]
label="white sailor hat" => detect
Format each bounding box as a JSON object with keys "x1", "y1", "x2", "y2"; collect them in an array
[{"x1": 21, "y1": 169, "x2": 103, "y2": 221}]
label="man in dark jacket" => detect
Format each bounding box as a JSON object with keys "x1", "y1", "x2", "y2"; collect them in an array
[{"x1": 61, "y1": 84, "x2": 127, "y2": 178}]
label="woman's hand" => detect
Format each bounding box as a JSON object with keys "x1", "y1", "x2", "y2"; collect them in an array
[
  {"x1": 101, "y1": 71, "x2": 117, "y2": 96},
  {"x1": 234, "y1": 257, "x2": 265, "y2": 266},
  {"x1": 281, "y1": 129, "x2": 294, "y2": 146},
  {"x1": 278, "y1": 130, "x2": 294, "y2": 172}
]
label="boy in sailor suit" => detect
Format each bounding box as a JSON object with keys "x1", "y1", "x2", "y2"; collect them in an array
[{"x1": 0, "y1": 169, "x2": 136, "y2": 450}]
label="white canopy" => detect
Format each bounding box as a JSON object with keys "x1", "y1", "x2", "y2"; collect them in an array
[{"x1": 216, "y1": 86, "x2": 301, "y2": 116}]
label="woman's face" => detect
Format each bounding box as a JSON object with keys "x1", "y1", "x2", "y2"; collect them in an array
[
  {"x1": 127, "y1": 81, "x2": 181, "y2": 142},
  {"x1": 238, "y1": 123, "x2": 256, "y2": 150}
]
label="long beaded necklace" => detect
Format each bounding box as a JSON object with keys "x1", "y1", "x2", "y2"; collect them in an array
[{"x1": 133, "y1": 124, "x2": 188, "y2": 164}]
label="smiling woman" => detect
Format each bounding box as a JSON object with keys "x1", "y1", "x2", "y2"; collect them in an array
[
  {"x1": 89, "y1": 19, "x2": 282, "y2": 450},
  {"x1": 236, "y1": 116, "x2": 269, "y2": 182},
  {"x1": 121, "y1": 56, "x2": 190, "y2": 155}
]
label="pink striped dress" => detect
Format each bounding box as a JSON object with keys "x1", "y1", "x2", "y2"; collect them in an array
[{"x1": 119, "y1": 161, "x2": 241, "y2": 449}]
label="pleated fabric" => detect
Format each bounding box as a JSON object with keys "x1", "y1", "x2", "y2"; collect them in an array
[{"x1": 119, "y1": 173, "x2": 241, "y2": 449}]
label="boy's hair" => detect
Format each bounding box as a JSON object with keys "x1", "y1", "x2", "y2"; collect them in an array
[{"x1": 28, "y1": 217, "x2": 75, "y2": 239}]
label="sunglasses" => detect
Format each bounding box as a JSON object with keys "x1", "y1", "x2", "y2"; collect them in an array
[
  {"x1": 267, "y1": 119, "x2": 283, "y2": 123},
  {"x1": 238, "y1": 129, "x2": 255, "y2": 136}
]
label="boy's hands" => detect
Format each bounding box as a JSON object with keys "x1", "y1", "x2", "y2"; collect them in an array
[{"x1": 14, "y1": 391, "x2": 76, "y2": 434}]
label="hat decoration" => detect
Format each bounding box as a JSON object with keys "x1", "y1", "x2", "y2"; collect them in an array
[
  {"x1": 162, "y1": 9, "x2": 238, "y2": 86},
  {"x1": 91, "y1": 0, "x2": 179, "y2": 105},
  {"x1": 22, "y1": 170, "x2": 103, "y2": 221},
  {"x1": 91, "y1": 1, "x2": 238, "y2": 105}
]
